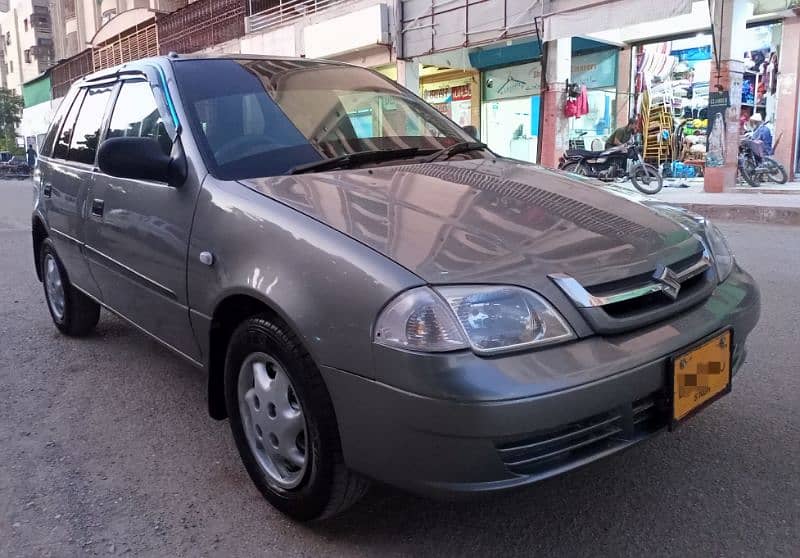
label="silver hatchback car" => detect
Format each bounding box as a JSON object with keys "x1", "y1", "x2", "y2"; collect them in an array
[{"x1": 32, "y1": 55, "x2": 760, "y2": 521}]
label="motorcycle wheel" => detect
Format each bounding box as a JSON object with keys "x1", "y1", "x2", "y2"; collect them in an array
[
  {"x1": 630, "y1": 163, "x2": 663, "y2": 194},
  {"x1": 739, "y1": 157, "x2": 762, "y2": 187},
  {"x1": 561, "y1": 162, "x2": 589, "y2": 176},
  {"x1": 764, "y1": 157, "x2": 788, "y2": 184}
]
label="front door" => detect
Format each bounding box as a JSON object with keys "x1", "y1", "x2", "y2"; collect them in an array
[{"x1": 84, "y1": 78, "x2": 202, "y2": 362}]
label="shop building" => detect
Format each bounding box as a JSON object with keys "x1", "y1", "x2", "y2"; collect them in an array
[
  {"x1": 399, "y1": 0, "x2": 800, "y2": 189},
  {"x1": 588, "y1": 0, "x2": 799, "y2": 183},
  {"x1": 391, "y1": 38, "x2": 619, "y2": 163}
]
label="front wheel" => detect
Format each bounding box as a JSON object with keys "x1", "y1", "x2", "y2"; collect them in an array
[
  {"x1": 561, "y1": 161, "x2": 589, "y2": 176},
  {"x1": 764, "y1": 157, "x2": 788, "y2": 184},
  {"x1": 224, "y1": 316, "x2": 369, "y2": 521},
  {"x1": 630, "y1": 163, "x2": 663, "y2": 194},
  {"x1": 739, "y1": 156, "x2": 762, "y2": 187}
]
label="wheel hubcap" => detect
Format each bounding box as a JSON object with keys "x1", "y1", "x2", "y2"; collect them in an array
[
  {"x1": 44, "y1": 254, "x2": 65, "y2": 321},
  {"x1": 238, "y1": 352, "x2": 308, "y2": 489}
]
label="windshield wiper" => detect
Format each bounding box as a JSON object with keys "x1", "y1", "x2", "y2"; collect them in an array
[
  {"x1": 289, "y1": 147, "x2": 422, "y2": 175},
  {"x1": 422, "y1": 141, "x2": 488, "y2": 163}
]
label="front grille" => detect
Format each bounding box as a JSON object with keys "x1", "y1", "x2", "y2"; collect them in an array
[
  {"x1": 551, "y1": 247, "x2": 716, "y2": 334},
  {"x1": 586, "y1": 250, "x2": 704, "y2": 297},
  {"x1": 496, "y1": 395, "x2": 667, "y2": 476},
  {"x1": 601, "y1": 271, "x2": 708, "y2": 319}
]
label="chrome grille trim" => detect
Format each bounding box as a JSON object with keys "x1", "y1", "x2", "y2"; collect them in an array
[{"x1": 549, "y1": 250, "x2": 713, "y2": 308}]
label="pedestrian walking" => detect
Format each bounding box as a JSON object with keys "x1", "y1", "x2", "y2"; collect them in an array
[{"x1": 26, "y1": 144, "x2": 36, "y2": 167}]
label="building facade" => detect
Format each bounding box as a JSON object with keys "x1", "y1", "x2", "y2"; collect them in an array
[
  {"x1": 395, "y1": 0, "x2": 800, "y2": 187},
  {"x1": 51, "y1": 0, "x2": 187, "y2": 62},
  {"x1": 0, "y1": 0, "x2": 55, "y2": 93}
]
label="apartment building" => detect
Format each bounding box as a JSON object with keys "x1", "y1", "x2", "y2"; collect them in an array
[
  {"x1": 0, "y1": 0, "x2": 54, "y2": 93},
  {"x1": 51, "y1": 0, "x2": 186, "y2": 62}
]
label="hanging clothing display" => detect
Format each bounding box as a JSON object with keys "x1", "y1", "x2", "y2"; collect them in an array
[{"x1": 576, "y1": 85, "x2": 589, "y2": 117}]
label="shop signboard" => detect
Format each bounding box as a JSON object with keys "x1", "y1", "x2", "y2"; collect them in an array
[
  {"x1": 571, "y1": 51, "x2": 617, "y2": 89},
  {"x1": 706, "y1": 90, "x2": 730, "y2": 167},
  {"x1": 483, "y1": 62, "x2": 542, "y2": 101}
]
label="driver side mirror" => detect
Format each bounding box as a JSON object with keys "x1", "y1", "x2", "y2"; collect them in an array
[{"x1": 98, "y1": 137, "x2": 180, "y2": 185}]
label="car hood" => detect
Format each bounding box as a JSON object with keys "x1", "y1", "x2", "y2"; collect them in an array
[{"x1": 241, "y1": 159, "x2": 702, "y2": 288}]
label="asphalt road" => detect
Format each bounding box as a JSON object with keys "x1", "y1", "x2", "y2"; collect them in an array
[{"x1": 1, "y1": 179, "x2": 798, "y2": 557}]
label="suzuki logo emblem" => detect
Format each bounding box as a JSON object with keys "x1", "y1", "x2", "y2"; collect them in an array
[{"x1": 654, "y1": 265, "x2": 682, "y2": 300}]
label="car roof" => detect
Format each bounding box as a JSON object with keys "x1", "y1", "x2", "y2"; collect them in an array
[{"x1": 79, "y1": 53, "x2": 349, "y2": 85}]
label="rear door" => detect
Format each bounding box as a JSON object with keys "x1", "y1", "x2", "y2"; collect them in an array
[
  {"x1": 39, "y1": 84, "x2": 115, "y2": 299},
  {"x1": 83, "y1": 77, "x2": 202, "y2": 362}
]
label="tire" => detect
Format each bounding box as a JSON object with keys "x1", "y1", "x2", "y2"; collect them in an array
[
  {"x1": 40, "y1": 238, "x2": 100, "y2": 337},
  {"x1": 739, "y1": 157, "x2": 762, "y2": 187},
  {"x1": 630, "y1": 163, "x2": 663, "y2": 194},
  {"x1": 561, "y1": 161, "x2": 589, "y2": 176},
  {"x1": 224, "y1": 316, "x2": 369, "y2": 521},
  {"x1": 764, "y1": 157, "x2": 788, "y2": 184}
]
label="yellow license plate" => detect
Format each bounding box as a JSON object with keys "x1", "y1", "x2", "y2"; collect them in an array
[{"x1": 672, "y1": 330, "x2": 732, "y2": 422}]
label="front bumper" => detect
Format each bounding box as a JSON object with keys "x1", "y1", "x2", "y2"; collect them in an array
[{"x1": 320, "y1": 266, "x2": 760, "y2": 497}]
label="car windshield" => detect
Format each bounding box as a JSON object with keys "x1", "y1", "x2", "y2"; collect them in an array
[{"x1": 172, "y1": 58, "x2": 477, "y2": 180}]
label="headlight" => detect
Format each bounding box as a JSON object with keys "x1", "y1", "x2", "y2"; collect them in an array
[
  {"x1": 702, "y1": 221, "x2": 734, "y2": 282},
  {"x1": 374, "y1": 286, "x2": 574, "y2": 354},
  {"x1": 374, "y1": 287, "x2": 469, "y2": 352}
]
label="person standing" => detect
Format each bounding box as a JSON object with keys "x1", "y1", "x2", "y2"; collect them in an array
[{"x1": 26, "y1": 144, "x2": 37, "y2": 167}]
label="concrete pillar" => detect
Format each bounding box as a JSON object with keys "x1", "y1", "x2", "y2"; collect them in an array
[
  {"x1": 396, "y1": 60, "x2": 420, "y2": 96},
  {"x1": 616, "y1": 46, "x2": 633, "y2": 128},
  {"x1": 773, "y1": 17, "x2": 800, "y2": 178},
  {"x1": 704, "y1": 0, "x2": 752, "y2": 193},
  {"x1": 539, "y1": 38, "x2": 571, "y2": 169}
]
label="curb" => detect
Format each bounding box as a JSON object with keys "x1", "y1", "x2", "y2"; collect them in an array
[{"x1": 675, "y1": 203, "x2": 800, "y2": 225}]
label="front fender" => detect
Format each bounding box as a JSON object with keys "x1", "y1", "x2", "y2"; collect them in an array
[{"x1": 187, "y1": 176, "x2": 424, "y2": 378}]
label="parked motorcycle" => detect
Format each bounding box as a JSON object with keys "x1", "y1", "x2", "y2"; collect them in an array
[
  {"x1": 0, "y1": 156, "x2": 31, "y2": 179},
  {"x1": 738, "y1": 135, "x2": 787, "y2": 187},
  {"x1": 558, "y1": 140, "x2": 663, "y2": 194}
]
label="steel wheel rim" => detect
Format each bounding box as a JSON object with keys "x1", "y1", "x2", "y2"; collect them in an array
[
  {"x1": 238, "y1": 352, "x2": 308, "y2": 489},
  {"x1": 44, "y1": 254, "x2": 65, "y2": 321}
]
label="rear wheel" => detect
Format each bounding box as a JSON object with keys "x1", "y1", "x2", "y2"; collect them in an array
[
  {"x1": 630, "y1": 163, "x2": 663, "y2": 194},
  {"x1": 224, "y1": 316, "x2": 369, "y2": 521},
  {"x1": 40, "y1": 238, "x2": 100, "y2": 336},
  {"x1": 561, "y1": 162, "x2": 589, "y2": 176},
  {"x1": 764, "y1": 157, "x2": 788, "y2": 184}
]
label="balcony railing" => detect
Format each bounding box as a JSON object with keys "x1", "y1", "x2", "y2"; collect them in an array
[
  {"x1": 158, "y1": 0, "x2": 246, "y2": 54},
  {"x1": 50, "y1": 48, "x2": 93, "y2": 98},
  {"x1": 245, "y1": 0, "x2": 347, "y2": 34}
]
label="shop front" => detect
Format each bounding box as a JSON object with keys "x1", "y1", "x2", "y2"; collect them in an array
[
  {"x1": 481, "y1": 61, "x2": 542, "y2": 162},
  {"x1": 420, "y1": 68, "x2": 480, "y2": 129},
  {"x1": 567, "y1": 50, "x2": 619, "y2": 151},
  {"x1": 632, "y1": 22, "x2": 783, "y2": 176},
  {"x1": 479, "y1": 49, "x2": 619, "y2": 162}
]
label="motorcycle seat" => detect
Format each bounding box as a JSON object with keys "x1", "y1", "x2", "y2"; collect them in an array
[{"x1": 565, "y1": 149, "x2": 606, "y2": 158}]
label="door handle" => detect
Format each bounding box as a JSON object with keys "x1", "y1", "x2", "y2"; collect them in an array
[
  {"x1": 91, "y1": 198, "x2": 105, "y2": 217},
  {"x1": 42, "y1": 182, "x2": 52, "y2": 197}
]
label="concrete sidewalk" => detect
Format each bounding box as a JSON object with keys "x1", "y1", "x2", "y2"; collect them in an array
[{"x1": 618, "y1": 178, "x2": 800, "y2": 225}]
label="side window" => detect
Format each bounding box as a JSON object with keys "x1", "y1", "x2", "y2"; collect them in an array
[
  {"x1": 41, "y1": 90, "x2": 78, "y2": 157},
  {"x1": 67, "y1": 85, "x2": 114, "y2": 165},
  {"x1": 52, "y1": 89, "x2": 85, "y2": 160},
  {"x1": 106, "y1": 80, "x2": 171, "y2": 155}
]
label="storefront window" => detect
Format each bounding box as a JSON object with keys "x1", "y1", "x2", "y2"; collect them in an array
[
  {"x1": 568, "y1": 50, "x2": 618, "y2": 150},
  {"x1": 420, "y1": 70, "x2": 479, "y2": 130},
  {"x1": 480, "y1": 61, "x2": 541, "y2": 163}
]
